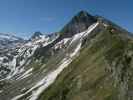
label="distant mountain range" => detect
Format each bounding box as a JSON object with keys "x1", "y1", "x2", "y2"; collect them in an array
[
  {"x1": 0, "y1": 11, "x2": 133, "y2": 100},
  {"x1": 0, "y1": 33, "x2": 24, "y2": 48}
]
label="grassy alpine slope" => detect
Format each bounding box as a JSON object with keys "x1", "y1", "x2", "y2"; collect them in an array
[{"x1": 39, "y1": 23, "x2": 133, "y2": 100}]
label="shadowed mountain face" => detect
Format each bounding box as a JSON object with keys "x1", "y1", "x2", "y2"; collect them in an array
[
  {"x1": 0, "y1": 11, "x2": 133, "y2": 100},
  {"x1": 60, "y1": 11, "x2": 97, "y2": 38}
]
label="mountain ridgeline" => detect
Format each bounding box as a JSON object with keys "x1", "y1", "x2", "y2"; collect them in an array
[{"x1": 0, "y1": 11, "x2": 133, "y2": 100}]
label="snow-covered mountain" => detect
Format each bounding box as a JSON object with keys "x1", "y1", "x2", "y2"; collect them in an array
[
  {"x1": 0, "y1": 33, "x2": 26, "y2": 80},
  {"x1": 0, "y1": 33, "x2": 22, "y2": 41},
  {"x1": 0, "y1": 11, "x2": 133, "y2": 100},
  {"x1": 0, "y1": 31, "x2": 58, "y2": 80},
  {"x1": 0, "y1": 33, "x2": 24, "y2": 48}
]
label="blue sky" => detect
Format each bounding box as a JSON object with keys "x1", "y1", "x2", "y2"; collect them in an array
[{"x1": 0, "y1": 0, "x2": 132, "y2": 38}]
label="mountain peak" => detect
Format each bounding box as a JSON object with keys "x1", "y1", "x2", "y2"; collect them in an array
[
  {"x1": 31, "y1": 31, "x2": 43, "y2": 39},
  {"x1": 76, "y1": 10, "x2": 92, "y2": 17},
  {"x1": 60, "y1": 11, "x2": 97, "y2": 38}
]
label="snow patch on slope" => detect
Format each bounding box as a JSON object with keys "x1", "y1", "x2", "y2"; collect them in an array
[
  {"x1": 84, "y1": 22, "x2": 99, "y2": 37},
  {"x1": 70, "y1": 22, "x2": 99, "y2": 45},
  {"x1": 16, "y1": 68, "x2": 33, "y2": 80},
  {"x1": 54, "y1": 38, "x2": 70, "y2": 50}
]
